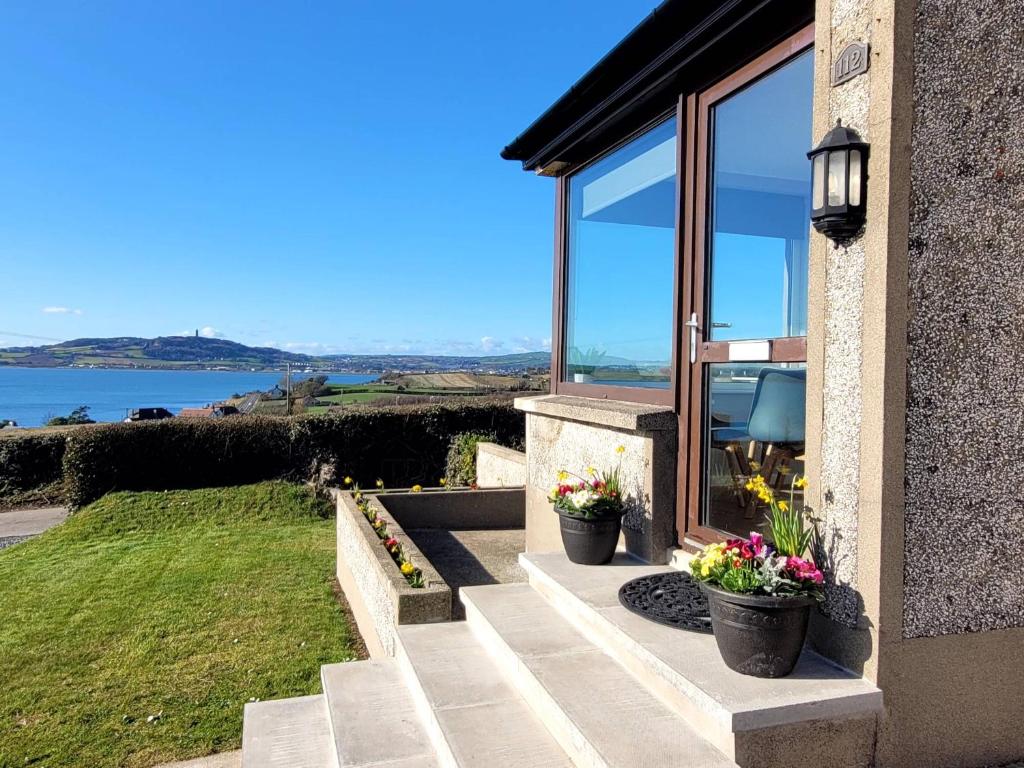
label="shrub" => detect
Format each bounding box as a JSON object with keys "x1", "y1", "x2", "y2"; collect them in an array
[
  {"x1": 0, "y1": 431, "x2": 68, "y2": 506},
  {"x1": 46, "y1": 405, "x2": 95, "y2": 427},
  {"x1": 444, "y1": 431, "x2": 497, "y2": 487},
  {"x1": 60, "y1": 401, "x2": 524, "y2": 508},
  {"x1": 63, "y1": 416, "x2": 294, "y2": 509},
  {"x1": 293, "y1": 400, "x2": 523, "y2": 490}
]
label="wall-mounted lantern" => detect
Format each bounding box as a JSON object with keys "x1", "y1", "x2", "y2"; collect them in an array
[{"x1": 807, "y1": 119, "x2": 869, "y2": 245}]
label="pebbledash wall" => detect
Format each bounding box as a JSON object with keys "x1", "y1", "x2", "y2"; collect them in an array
[{"x1": 807, "y1": 1, "x2": 1024, "y2": 766}]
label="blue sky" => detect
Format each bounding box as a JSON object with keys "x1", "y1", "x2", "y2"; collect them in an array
[{"x1": 0, "y1": 1, "x2": 659, "y2": 357}]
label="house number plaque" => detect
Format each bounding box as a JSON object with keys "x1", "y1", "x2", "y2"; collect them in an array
[{"x1": 832, "y1": 42, "x2": 869, "y2": 86}]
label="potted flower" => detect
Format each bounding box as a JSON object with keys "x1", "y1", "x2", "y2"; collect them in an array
[
  {"x1": 690, "y1": 475, "x2": 822, "y2": 678},
  {"x1": 548, "y1": 449, "x2": 626, "y2": 565}
]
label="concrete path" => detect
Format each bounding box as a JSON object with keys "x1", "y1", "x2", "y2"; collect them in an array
[
  {"x1": 0, "y1": 506, "x2": 69, "y2": 549},
  {"x1": 153, "y1": 751, "x2": 241, "y2": 768}
]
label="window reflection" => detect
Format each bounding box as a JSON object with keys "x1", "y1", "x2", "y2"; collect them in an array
[
  {"x1": 564, "y1": 118, "x2": 676, "y2": 388},
  {"x1": 703, "y1": 363, "x2": 806, "y2": 536},
  {"x1": 708, "y1": 51, "x2": 813, "y2": 341}
]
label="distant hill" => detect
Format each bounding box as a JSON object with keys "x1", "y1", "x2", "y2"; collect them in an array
[{"x1": 0, "y1": 335, "x2": 550, "y2": 374}]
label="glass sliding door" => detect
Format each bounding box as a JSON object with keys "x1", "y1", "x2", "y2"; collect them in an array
[{"x1": 681, "y1": 32, "x2": 814, "y2": 542}]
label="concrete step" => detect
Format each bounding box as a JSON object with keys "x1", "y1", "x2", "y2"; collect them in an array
[
  {"x1": 519, "y1": 552, "x2": 884, "y2": 766},
  {"x1": 396, "y1": 622, "x2": 573, "y2": 768},
  {"x1": 321, "y1": 659, "x2": 439, "y2": 768},
  {"x1": 242, "y1": 695, "x2": 334, "y2": 768},
  {"x1": 461, "y1": 583, "x2": 737, "y2": 768}
]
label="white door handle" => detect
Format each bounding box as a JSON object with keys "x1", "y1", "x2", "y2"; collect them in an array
[{"x1": 684, "y1": 313, "x2": 699, "y2": 364}]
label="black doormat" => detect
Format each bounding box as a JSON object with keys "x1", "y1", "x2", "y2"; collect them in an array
[{"x1": 617, "y1": 571, "x2": 713, "y2": 633}]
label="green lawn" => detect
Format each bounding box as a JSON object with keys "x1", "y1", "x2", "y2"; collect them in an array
[{"x1": 0, "y1": 482, "x2": 363, "y2": 768}]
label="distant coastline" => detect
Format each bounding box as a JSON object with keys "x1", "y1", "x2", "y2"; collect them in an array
[
  {"x1": 0, "y1": 368, "x2": 380, "y2": 428},
  {"x1": 0, "y1": 334, "x2": 550, "y2": 375}
]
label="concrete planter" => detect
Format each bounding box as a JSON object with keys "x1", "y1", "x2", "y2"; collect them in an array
[
  {"x1": 700, "y1": 582, "x2": 815, "y2": 678},
  {"x1": 335, "y1": 487, "x2": 525, "y2": 656},
  {"x1": 334, "y1": 490, "x2": 451, "y2": 657}
]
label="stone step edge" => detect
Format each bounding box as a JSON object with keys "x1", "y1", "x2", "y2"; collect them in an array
[
  {"x1": 519, "y1": 552, "x2": 883, "y2": 736},
  {"x1": 320, "y1": 660, "x2": 438, "y2": 768},
  {"x1": 460, "y1": 586, "x2": 736, "y2": 768},
  {"x1": 242, "y1": 694, "x2": 334, "y2": 768},
  {"x1": 393, "y1": 630, "x2": 464, "y2": 768}
]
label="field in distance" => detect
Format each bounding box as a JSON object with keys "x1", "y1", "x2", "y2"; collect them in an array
[{"x1": 251, "y1": 372, "x2": 547, "y2": 414}]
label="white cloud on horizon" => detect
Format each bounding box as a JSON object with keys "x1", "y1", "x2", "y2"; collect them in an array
[
  {"x1": 262, "y1": 336, "x2": 551, "y2": 357},
  {"x1": 42, "y1": 306, "x2": 83, "y2": 315},
  {"x1": 198, "y1": 326, "x2": 224, "y2": 338},
  {"x1": 480, "y1": 336, "x2": 504, "y2": 353}
]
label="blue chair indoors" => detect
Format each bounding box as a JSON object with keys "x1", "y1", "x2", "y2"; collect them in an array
[
  {"x1": 742, "y1": 367, "x2": 806, "y2": 517},
  {"x1": 708, "y1": 366, "x2": 807, "y2": 518}
]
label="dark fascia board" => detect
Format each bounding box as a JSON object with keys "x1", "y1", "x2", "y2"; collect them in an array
[{"x1": 501, "y1": 0, "x2": 812, "y2": 173}]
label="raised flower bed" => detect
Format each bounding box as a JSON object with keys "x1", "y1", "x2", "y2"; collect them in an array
[
  {"x1": 333, "y1": 480, "x2": 525, "y2": 657},
  {"x1": 333, "y1": 487, "x2": 450, "y2": 657}
]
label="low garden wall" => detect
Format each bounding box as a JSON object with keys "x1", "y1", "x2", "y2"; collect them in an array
[
  {"x1": 334, "y1": 490, "x2": 451, "y2": 657},
  {"x1": 0, "y1": 401, "x2": 524, "y2": 508},
  {"x1": 475, "y1": 442, "x2": 526, "y2": 488}
]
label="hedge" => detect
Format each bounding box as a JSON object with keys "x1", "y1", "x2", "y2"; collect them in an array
[
  {"x1": 57, "y1": 401, "x2": 524, "y2": 508},
  {"x1": 0, "y1": 430, "x2": 68, "y2": 505}
]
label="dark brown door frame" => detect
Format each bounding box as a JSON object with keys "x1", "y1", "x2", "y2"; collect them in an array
[{"x1": 677, "y1": 24, "x2": 815, "y2": 547}]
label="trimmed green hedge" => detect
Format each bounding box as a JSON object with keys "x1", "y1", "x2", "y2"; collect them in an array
[
  {"x1": 0, "y1": 431, "x2": 68, "y2": 506},
  {"x1": 56, "y1": 401, "x2": 523, "y2": 508}
]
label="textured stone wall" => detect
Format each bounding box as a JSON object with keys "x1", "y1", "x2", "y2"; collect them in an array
[
  {"x1": 817, "y1": 0, "x2": 873, "y2": 627},
  {"x1": 475, "y1": 442, "x2": 527, "y2": 488},
  {"x1": 902, "y1": 0, "x2": 1024, "y2": 638},
  {"x1": 517, "y1": 396, "x2": 677, "y2": 563}
]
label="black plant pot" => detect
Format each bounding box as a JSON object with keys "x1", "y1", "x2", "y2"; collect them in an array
[
  {"x1": 557, "y1": 511, "x2": 621, "y2": 565},
  {"x1": 700, "y1": 582, "x2": 815, "y2": 678}
]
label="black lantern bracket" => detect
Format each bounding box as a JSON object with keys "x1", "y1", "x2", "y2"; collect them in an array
[{"x1": 807, "y1": 119, "x2": 869, "y2": 247}]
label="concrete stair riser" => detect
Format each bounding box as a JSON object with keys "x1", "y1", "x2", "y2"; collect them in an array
[
  {"x1": 461, "y1": 586, "x2": 736, "y2": 768},
  {"x1": 520, "y1": 554, "x2": 883, "y2": 768},
  {"x1": 394, "y1": 632, "x2": 462, "y2": 768},
  {"x1": 320, "y1": 660, "x2": 438, "y2": 768},
  {"x1": 241, "y1": 695, "x2": 334, "y2": 768},
  {"x1": 524, "y1": 557, "x2": 738, "y2": 756},
  {"x1": 395, "y1": 622, "x2": 572, "y2": 768}
]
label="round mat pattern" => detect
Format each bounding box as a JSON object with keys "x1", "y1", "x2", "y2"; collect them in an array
[{"x1": 617, "y1": 571, "x2": 713, "y2": 633}]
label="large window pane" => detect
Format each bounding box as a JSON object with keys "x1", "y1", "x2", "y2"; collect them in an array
[
  {"x1": 707, "y1": 51, "x2": 813, "y2": 341},
  {"x1": 702, "y1": 363, "x2": 806, "y2": 536},
  {"x1": 564, "y1": 118, "x2": 676, "y2": 388}
]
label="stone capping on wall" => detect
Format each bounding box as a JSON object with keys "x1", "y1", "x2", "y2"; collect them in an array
[
  {"x1": 514, "y1": 394, "x2": 676, "y2": 432},
  {"x1": 475, "y1": 442, "x2": 527, "y2": 488},
  {"x1": 333, "y1": 489, "x2": 451, "y2": 657}
]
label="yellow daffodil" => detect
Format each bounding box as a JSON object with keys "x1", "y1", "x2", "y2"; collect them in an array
[
  {"x1": 439, "y1": 478, "x2": 447, "y2": 486},
  {"x1": 557, "y1": 470, "x2": 569, "y2": 482},
  {"x1": 375, "y1": 478, "x2": 384, "y2": 488},
  {"x1": 411, "y1": 484, "x2": 423, "y2": 493},
  {"x1": 586, "y1": 466, "x2": 596, "y2": 477},
  {"x1": 615, "y1": 445, "x2": 626, "y2": 454},
  {"x1": 400, "y1": 562, "x2": 415, "y2": 575},
  {"x1": 794, "y1": 475, "x2": 808, "y2": 489},
  {"x1": 777, "y1": 500, "x2": 789, "y2": 513},
  {"x1": 343, "y1": 476, "x2": 353, "y2": 486},
  {"x1": 354, "y1": 491, "x2": 363, "y2": 501}
]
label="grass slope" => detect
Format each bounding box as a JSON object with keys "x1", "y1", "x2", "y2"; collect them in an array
[{"x1": 0, "y1": 482, "x2": 362, "y2": 768}]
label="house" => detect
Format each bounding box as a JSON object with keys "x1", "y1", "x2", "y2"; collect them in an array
[
  {"x1": 243, "y1": 2, "x2": 1023, "y2": 767},
  {"x1": 124, "y1": 407, "x2": 174, "y2": 422}
]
